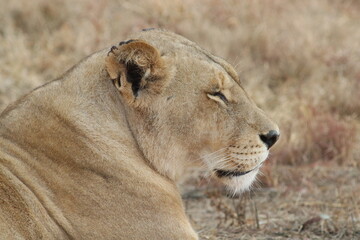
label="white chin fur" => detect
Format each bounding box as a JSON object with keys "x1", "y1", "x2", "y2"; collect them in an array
[{"x1": 222, "y1": 169, "x2": 259, "y2": 195}]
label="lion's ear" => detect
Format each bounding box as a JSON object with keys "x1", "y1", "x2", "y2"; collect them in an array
[{"x1": 105, "y1": 40, "x2": 169, "y2": 103}]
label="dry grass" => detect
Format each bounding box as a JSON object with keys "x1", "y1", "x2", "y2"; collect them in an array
[{"x1": 0, "y1": 0, "x2": 359, "y2": 239}]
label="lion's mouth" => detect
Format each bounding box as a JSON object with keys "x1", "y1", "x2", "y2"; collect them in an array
[{"x1": 214, "y1": 169, "x2": 253, "y2": 178}]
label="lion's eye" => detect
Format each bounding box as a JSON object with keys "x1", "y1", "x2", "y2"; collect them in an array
[{"x1": 212, "y1": 92, "x2": 228, "y2": 103}]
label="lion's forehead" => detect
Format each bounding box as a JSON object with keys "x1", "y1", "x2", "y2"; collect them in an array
[
  {"x1": 130, "y1": 30, "x2": 224, "y2": 65},
  {"x1": 131, "y1": 29, "x2": 200, "y2": 54},
  {"x1": 131, "y1": 29, "x2": 242, "y2": 89}
]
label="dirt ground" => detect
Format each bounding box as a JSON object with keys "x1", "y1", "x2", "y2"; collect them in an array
[
  {"x1": 0, "y1": 0, "x2": 359, "y2": 239},
  {"x1": 181, "y1": 164, "x2": 360, "y2": 239}
]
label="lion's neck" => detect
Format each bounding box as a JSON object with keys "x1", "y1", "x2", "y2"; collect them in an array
[
  {"x1": 122, "y1": 108, "x2": 189, "y2": 181},
  {"x1": 0, "y1": 50, "x2": 157, "y2": 181}
]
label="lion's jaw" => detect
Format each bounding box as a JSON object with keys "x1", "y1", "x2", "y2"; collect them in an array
[{"x1": 199, "y1": 136, "x2": 270, "y2": 194}]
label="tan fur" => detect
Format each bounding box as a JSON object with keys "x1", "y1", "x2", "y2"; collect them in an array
[{"x1": 0, "y1": 29, "x2": 278, "y2": 239}]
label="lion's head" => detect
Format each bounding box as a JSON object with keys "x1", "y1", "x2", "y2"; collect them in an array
[{"x1": 106, "y1": 29, "x2": 279, "y2": 193}]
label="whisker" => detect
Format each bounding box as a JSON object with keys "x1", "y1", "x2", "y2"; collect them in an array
[
  {"x1": 199, "y1": 148, "x2": 227, "y2": 160},
  {"x1": 210, "y1": 156, "x2": 236, "y2": 165},
  {"x1": 204, "y1": 157, "x2": 233, "y2": 169},
  {"x1": 208, "y1": 160, "x2": 237, "y2": 170},
  {"x1": 201, "y1": 153, "x2": 230, "y2": 168}
]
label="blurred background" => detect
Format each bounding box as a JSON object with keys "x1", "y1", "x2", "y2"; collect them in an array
[{"x1": 0, "y1": 0, "x2": 359, "y2": 239}]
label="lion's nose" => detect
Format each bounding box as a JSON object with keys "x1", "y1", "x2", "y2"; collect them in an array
[{"x1": 259, "y1": 130, "x2": 280, "y2": 149}]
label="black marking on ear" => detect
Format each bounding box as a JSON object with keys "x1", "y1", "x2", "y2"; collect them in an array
[
  {"x1": 142, "y1": 28, "x2": 156, "y2": 32},
  {"x1": 107, "y1": 46, "x2": 118, "y2": 56},
  {"x1": 126, "y1": 62, "x2": 144, "y2": 97},
  {"x1": 119, "y1": 39, "x2": 136, "y2": 46},
  {"x1": 112, "y1": 75, "x2": 121, "y2": 88}
]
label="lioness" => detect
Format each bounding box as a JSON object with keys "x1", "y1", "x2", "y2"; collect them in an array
[{"x1": 0, "y1": 29, "x2": 279, "y2": 239}]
